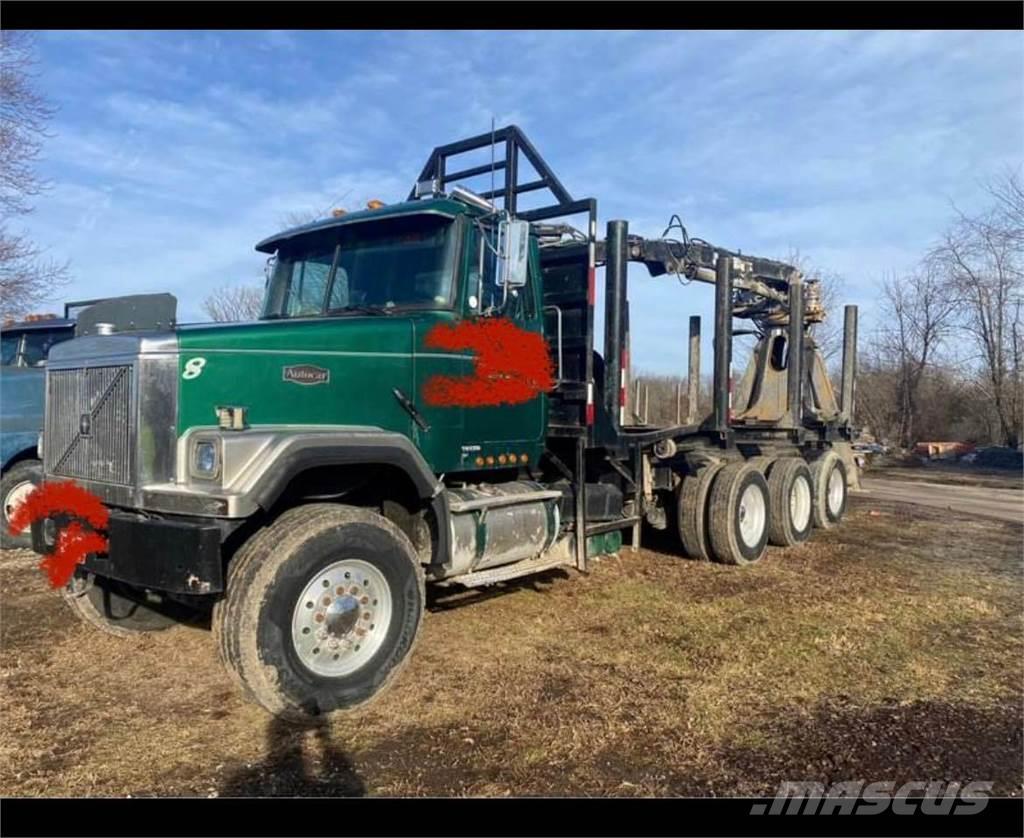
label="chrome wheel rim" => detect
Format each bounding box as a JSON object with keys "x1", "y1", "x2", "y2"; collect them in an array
[
  {"x1": 790, "y1": 474, "x2": 812, "y2": 531},
  {"x1": 737, "y1": 483, "x2": 767, "y2": 548},
  {"x1": 291, "y1": 559, "x2": 392, "y2": 678},
  {"x1": 827, "y1": 467, "x2": 845, "y2": 516},
  {"x1": 3, "y1": 480, "x2": 34, "y2": 523}
]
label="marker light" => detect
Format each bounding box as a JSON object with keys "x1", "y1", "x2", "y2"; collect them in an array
[
  {"x1": 216, "y1": 406, "x2": 247, "y2": 430},
  {"x1": 366, "y1": 199, "x2": 385, "y2": 210}
]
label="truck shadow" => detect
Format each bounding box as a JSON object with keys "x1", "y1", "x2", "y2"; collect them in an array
[{"x1": 219, "y1": 715, "x2": 366, "y2": 797}]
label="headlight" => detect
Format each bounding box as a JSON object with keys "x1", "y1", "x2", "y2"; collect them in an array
[{"x1": 192, "y1": 440, "x2": 220, "y2": 479}]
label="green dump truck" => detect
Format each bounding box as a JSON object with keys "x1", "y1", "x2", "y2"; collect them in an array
[{"x1": 31, "y1": 127, "x2": 858, "y2": 719}]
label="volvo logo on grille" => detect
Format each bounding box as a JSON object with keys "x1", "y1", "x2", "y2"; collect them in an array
[
  {"x1": 283, "y1": 364, "x2": 330, "y2": 386},
  {"x1": 79, "y1": 414, "x2": 92, "y2": 437}
]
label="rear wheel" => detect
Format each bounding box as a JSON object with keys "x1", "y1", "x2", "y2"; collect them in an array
[
  {"x1": 62, "y1": 573, "x2": 182, "y2": 637},
  {"x1": 744, "y1": 455, "x2": 773, "y2": 473},
  {"x1": 1, "y1": 459, "x2": 41, "y2": 549},
  {"x1": 213, "y1": 503, "x2": 424, "y2": 721},
  {"x1": 708, "y1": 462, "x2": 770, "y2": 565},
  {"x1": 675, "y1": 462, "x2": 725, "y2": 561},
  {"x1": 809, "y1": 450, "x2": 848, "y2": 530},
  {"x1": 766, "y1": 457, "x2": 814, "y2": 546}
]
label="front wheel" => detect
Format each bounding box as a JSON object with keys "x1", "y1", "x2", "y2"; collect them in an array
[
  {"x1": 212, "y1": 504, "x2": 424, "y2": 720},
  {"x1": 1, "y1": 459, "x2": 41, "y2": 549}
]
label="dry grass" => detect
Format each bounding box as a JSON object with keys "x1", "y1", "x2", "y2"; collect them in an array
[{"x1": 1, "y1": 496, "x2": 1021, "y2": 797}]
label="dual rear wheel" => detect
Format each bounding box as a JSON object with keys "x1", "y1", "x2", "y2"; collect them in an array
[{"x1": 675, "y1": 452, "x2": 845, "y2": 565}]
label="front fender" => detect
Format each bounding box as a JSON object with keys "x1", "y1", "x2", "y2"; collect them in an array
[
  {"x1": 1, "y1": 431, "x2": 39, "y2": 471},
  {"x1": 244, "y1": 429, "x2": 443, "y2": 510},
  {"x1": 138, "y1": 426, "x2": 443, "y2": 519}
]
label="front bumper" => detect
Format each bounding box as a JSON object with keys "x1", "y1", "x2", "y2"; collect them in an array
[{"x1": 31, "y1": 510, "x2": 225, "y2": 595}]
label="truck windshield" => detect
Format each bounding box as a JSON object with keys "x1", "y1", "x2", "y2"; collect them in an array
[
  {"x1": 262, "y1": 215, "x2": 456, "y2": 319},
  {"x1": 21, "y1": 329, "x2": 73, "y2": 366}
]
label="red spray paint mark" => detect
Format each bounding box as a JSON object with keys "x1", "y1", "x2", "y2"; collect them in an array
[
  {"x1": 6, "y1": 480, "x2": 109, "y2": 589},
  {"x1": 423, "y1": 318, "x2": 555, "y2": 408}
]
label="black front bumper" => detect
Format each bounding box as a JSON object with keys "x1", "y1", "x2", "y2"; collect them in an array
[{"x1": 31, "y1": 509, "x2": 225, "y2": 595}]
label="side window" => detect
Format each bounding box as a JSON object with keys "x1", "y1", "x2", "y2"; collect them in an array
[
  {"x1": 469, "y1": 225, "x2": 536, "y2": 321},
  {"x1": 469, "y1": 226, "x2": 499, "y2": 314},
  {"x1": 288, "y1": 254, "x2": 334, "y2": 316}
]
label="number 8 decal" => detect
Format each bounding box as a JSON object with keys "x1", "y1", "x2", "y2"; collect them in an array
[{"x1": 183, "y1": 357, "x2": 207, "y2": 380}]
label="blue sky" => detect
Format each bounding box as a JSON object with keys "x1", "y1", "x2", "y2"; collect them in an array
[{"x1": 21, "y1": 30, "x2": 1024, "y2": 374}]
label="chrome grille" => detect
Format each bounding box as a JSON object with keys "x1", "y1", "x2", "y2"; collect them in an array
[{"x1": 45, "y1": 365, "x2": 134, "y2": 486}]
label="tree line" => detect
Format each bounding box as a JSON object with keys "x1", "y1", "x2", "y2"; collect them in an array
[{"x1": 860, "y1": 171, "x2": 1022, "y2": 449}]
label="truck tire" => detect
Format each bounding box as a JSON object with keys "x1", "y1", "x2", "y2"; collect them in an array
[
  {"x1": 809, "y1": 450, "x2": 847, "y2": 530},
  {"x1": 744, "y1": 455, "x2": 773, "y2": 473},
  {"x1": 1, "y1": 459, "x2": 41, "y2": 549},
  {"x1": 62, "y1": 573, "x2": 181, "y2": 638},
  {"x1": 707, "y1": 462, "x2": 770, "y2": 565},
  {"x1": 765, "y1": 457, "x2": 814, "y2": 547},
  {"x1": 212, "y1": 503, "x2": 424, "y2": 721},
  {"x1": 676, "y1": 462, "x2": 726, "y2": 561}
]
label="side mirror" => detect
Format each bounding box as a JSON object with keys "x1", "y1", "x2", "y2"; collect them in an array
[{"x1": 495, "y1": 219, "x2": 530, "y2": 288}]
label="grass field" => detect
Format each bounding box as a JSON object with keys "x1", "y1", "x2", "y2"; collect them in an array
[{"x1": 1, "y1": 495, "x2": 1021, "y2": 797}]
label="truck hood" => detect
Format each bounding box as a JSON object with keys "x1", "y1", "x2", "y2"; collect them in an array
[{"x1": 175, "y1": 316, "x2": 420, "y2": 435}]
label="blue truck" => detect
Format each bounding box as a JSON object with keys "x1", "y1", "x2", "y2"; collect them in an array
[{"x1": 1, "y1": 314, "x2": 77, "y2": 547}]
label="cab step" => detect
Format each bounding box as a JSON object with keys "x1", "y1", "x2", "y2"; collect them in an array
[{"x1": 444, "y1": 545, "x2": 574, "y2": 588}]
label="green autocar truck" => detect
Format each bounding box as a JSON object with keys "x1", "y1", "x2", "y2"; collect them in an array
[{"x1": 29, "y1": 128, "x2": 858, "y2": 719}]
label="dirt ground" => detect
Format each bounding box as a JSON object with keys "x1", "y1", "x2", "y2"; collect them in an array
[{"x1": 1, "y1": 495, "x2": 1021, "y2": 798}]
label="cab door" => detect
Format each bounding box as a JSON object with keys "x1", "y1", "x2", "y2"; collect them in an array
[{"x1": 458, "y1": 226, "x2": 547, "y2": 467}]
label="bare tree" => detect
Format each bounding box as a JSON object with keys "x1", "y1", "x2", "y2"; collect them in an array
[
  {"x1": 0, "y1": 31, "x2": 69, "y2": 319},
  {"x1": 202, "y1": 284, "x2": 264, "y2": 322},
  {"x1": 930, "y1": 180, "x2": 1024, "y2": 449},
  {"x1": 875, "y1": 270, "x2": 958, "y2": 448},
  {"x1": 985, "y1": 167, "x2": 1024, "y2": 247}
]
